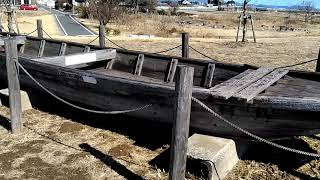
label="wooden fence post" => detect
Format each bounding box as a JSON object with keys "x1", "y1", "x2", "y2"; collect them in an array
[
  {"x1": 169, "y1": 66, "x2": 194, "y2": 180},
  {"x1": 99, "y1": 24, "x2": 106, "y2": 48},
  {"x1": 316, "y1": 48, "x2": 320, "y2": 72},
  {"x1": 37, "y1": 19, "x2": 43, "y2": 38},
  {"x1": 182, "y1": 33, "x2": 189, "y2": 58},
  {"x1": 5, "y1": 38, "x2": 22, "y2": 134}
]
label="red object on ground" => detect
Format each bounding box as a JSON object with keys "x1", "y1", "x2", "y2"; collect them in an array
[{"x1": 19, "y1": 4, "x2": 38, "y2": 11}]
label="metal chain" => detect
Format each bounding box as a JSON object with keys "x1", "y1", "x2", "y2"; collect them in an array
[
  {"x1": 192, "y1": 97, "x2": 320, "y2": 158},
  {"x1": 16, "y1": 60, "x2": 152, "y2": 114},
  {"x1": 105, "y1": 37, "x2": 127, "y2": 49}
]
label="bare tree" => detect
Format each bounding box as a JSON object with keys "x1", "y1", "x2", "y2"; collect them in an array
[
  {"x1": 301, "y1": 1, "x2": 315, "y2": 23},
  {"x1": 86, "y1": 0, "x2": 122, "y2": 25}
]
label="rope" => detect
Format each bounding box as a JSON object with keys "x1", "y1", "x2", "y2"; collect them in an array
[
  {"x1": 42, "y1": 28, "x2": 53, "y2": 39},
  {"x1": 275, "y1": 58, "x2": 318, "y2": 69},
  {"x1": 105, "y1": 37, "x2": 181, "y2": 54},
  {"x1": 150, "y1": 45, "x2": 181, "y2": 54},
  {"x1": 86, "y1": 36, "x2": 99, "y2": 45},
  {"x1": 24, "y1": 29, "x2": 37, "y2": 36},
  {"x1": 189, "y1": 45, "x2": 218, "y2": 62},
  {"x1": 16, "y1": 61, "x2": 152, "y2": 114},
  {"x1": 192, "y1": 97, "x2": 320, "y2": 158},
  {"x1": 105, "y1": 37, "x2": 127, "y2": 50}
]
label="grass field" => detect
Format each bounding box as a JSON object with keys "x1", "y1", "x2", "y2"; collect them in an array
[{"x1": 0, "y1": 9, "x2": 319, "y2": 179}]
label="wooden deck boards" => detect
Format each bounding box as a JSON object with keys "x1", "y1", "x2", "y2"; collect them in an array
[
  {"x1": 211, "y1": 67, "x2": 273, "y2": 99},
  {"x1": 234, "y1": 69, "x2": 289, "y2": 101}
]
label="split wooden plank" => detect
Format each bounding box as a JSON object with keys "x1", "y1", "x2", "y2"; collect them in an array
[
  {"x1": 134, "y1": 54, "x2": 144, "y2": 76},
  {"x1": 203, "y1": 63, "x2": 215, "y2": 88},
  {"x1": 59, "y1": 43, "x2": 67, "y2": 56},
  {"x1": 210, "y1": 69, "x2": 253, "y2": 91},
  {"x1": 37, "y1": 40, "x2": 46, "y2": 57},
  {"x1": 234, "y1": 69, "x2": 289, "y2": 101},
  {"x1": 166, "y1": 59, "x2": 178, "y2": 83},
  {"x1": 31, "y1": 49, "x2": 116, "y2": 67},
  {"x1": 211, "y1": 67, "x2": 274, "y2": 99}
]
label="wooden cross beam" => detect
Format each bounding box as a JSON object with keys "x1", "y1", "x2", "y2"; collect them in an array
[{"x1": 31, "y1": 49, "x2": 116, "y2": 67}]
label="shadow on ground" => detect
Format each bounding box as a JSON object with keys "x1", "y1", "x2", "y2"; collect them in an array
[{"x1": 79, "y1": 143, "x2": 145, "y2": 180}]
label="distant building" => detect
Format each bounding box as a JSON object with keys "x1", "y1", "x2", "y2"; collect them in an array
[
  {"x1": 8, "y1": 0, "x2": 36, "y2": 5},
  {"x1": 226, "y1": 0, "x2": 235, "y2": 7}
]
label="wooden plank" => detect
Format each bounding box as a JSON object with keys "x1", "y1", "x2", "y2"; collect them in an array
[
  {"x1": 4, "y1": 38, "x2": 22, "y2": 133},
  {"x1": 210, "y1": 69, "x2": 253, "y2": 91},
  {"x1": 134, "y1": 54, "x2": 144, "y2": 76},
  {"x1": 32, "y1": 49, "x2": 116, "y2": 67},
  {"x1": 166, "y1": 59, "x2": 178, "y2": 83},
  {"x1": 234, "y1": 69, "x2": 289, "y2": 101},
  {"x1": 169, "y1": 66, "x2": 194, "y2": 180},
  {"x1": 37, "y1": 40, "x2": 46, "y2": 57},
  {"x1": 59, "y1": 43, "x2": 67, "y2": 56},
  {"x1": 0, "y1": 36, "x2": 25, "y2": 46},
  {"x1": 211, "y1": 67, "x2": 273, "y2": 99},
  {"x1": 83, "y1": 46, "x2": 90, "y2": 52},
  {"x1": 203, "y1": 63, "x2": 216, "y2": 88}
]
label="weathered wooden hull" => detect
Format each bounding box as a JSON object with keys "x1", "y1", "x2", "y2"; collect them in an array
[
  {"x1": 0, "y1": 34, "x2": 320, "y2": 138},
  {"x1": 1, "y1": 57, "x2": 320, "y2": 138}
]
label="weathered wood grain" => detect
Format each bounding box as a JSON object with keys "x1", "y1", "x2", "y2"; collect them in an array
[
  {"x1": 5, "y1": 38, "x2": 22, "y2": 133},
  {"x1": 203, "y1": 63, "x2": 215, "y2": 88},
  {"x1": 37, "y1": 19, "x2": 43, "y2": 38},
  {"x1": 182, "y1": 33, "x2": 189, "y2": 58},
  {"x1": 211, "y1": 67, "x2": 273, "y2": 99},
  {"x1": 37, "y1": 40, "x2": 46, "y2": 57},
  {"x1": 134, "y1": 54, "x2": 144, "y2": 76},
  {"x1": 166, "y1": 59, "x2": 178, "y2": 83},
  {"x1": 235, "y1": 69, "x2": 288, "y2": 101},
  {"x1": 59, "y1": 43, "x2": 67, "y2": 56},
  {"x1": 169, "y1": 66, "x2": 194, "y2": 180}
]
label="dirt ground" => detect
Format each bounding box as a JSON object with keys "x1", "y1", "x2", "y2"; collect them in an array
[{"x1": 0, "y1": 9, "x2": 320, "y2": 180}]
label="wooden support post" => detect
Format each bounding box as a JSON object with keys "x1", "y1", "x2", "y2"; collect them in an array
[
  {"x1": 169, "y1": 66, "x2": 194, "y2": 180},
  {"x1": 250, "y1": 16, "x2": 256, "y2": 43},
  {"x1": 99, "y1": 24, "x2": 106, "y2": 48},
  {"x1": 59, "y1": 43, "x2": 67, "y2": 56},
  {"x1": 236, "y1": 15, "x2": 241, "y2": 43},
  {"x1": 134, "y1": 54, "x2": 144, "y2": 76},
  {"x1": 37, "y1": 40, "x2": 46, "y2": 57},
  {"x1": 37, "y1": 19, "x2": 43, "y2": 38},
  {"x1": 316, "y1": 48, "x2": 320, "y2": 72},
  {"x1": 166, "y1": 59, "x2": 178, "y2": 83},
  {"x1": 182, "y1": 33, "x2": 189, "y2": 58},
  {"x1": 5, "y1": 38, "x2": 22, "y2": 134}
]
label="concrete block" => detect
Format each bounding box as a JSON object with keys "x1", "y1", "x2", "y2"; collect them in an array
[
  {"x1": 187, "y1": 134, "x2": 248, "y2": 180},
  {"x1": 0, "y1": 88, "x2": 32, "y2": 111}
]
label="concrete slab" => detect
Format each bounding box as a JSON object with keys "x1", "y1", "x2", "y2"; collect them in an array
[
  {"x1": 187, "y1": 134, "x2": 248, "y2": 180},
  {"x1": 0, "y1": 89, "x2": 32, "y2": 111}
]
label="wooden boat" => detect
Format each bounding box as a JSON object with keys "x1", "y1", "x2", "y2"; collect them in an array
[{"x1": 0, "y1": 34, "x2": 320, "y2": 139}]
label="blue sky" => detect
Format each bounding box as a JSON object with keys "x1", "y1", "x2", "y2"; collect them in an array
[{"x1": 234, "y1": 0, "x2": 320, "y2": 8}]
